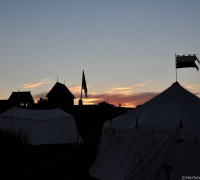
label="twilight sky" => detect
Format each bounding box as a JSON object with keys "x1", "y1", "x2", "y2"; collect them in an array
[{"x1": 0, "y1": 0, "x2": 200, "y2": 107}]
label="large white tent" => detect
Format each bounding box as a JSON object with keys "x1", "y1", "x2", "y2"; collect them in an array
[
  {"x1": 0, "y1": 107, "x2": 82, "y2": 145},
  {"x1": 90, "y1": 82, "x2": 200, "y2": 180}
]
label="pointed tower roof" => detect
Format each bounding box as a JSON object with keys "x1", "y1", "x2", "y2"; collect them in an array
[{"x1": 46, "y1": 82, "x2": 75, "y2": 99}]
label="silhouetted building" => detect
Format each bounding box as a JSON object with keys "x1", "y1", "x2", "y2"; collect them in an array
[
  {"x1": 98, "y1": 101, "x2": 115, "y2": 108},
  {"x1": 46, "y1": 82, "x2": 75, "y2": 109},
  {"x1": 0, "y1": 100, "x2": 11, "y2": 113},
  {"x1": 8, "y1": 91, "x2": 34, "y2": 108}
]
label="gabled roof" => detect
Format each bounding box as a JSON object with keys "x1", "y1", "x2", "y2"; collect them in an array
[
  {"x1": 46, "y1": 82, "x2": 75, "y2": 99},
  {"x1": 9, "y1": 91, "x2": 34, "y2": 104}
]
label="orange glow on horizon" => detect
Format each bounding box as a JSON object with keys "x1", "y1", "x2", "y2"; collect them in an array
[
  {"x1": 74, "y1": 98, "x2": 103, "y2": 105},
  {"x1": 74, "y1": 97, "x2": 136, "y2": 108},
  {"x1": 122, "y1": 103, "x2": 136, "y2": 108},
  {"x1": 32, "y1": 82, "x2": 158, "y2": 108}
]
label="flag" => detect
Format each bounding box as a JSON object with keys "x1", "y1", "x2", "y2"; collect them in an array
[
  {"x1": 176, "y1": 55, "x2": 200, "y2": 71},
  {"x1": 82, "y1": 70, "x2": 87, "y2": 98}
]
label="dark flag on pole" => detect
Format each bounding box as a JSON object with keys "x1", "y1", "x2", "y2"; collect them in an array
[
  {"x1": 176, "y1": 54, "x2": 200, "y2": 71},
  {"x1": 81, "y1": 70, "x2": 87, "y2": 98}
]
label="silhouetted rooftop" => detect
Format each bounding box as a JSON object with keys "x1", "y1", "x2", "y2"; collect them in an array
[
  {"x1": 9, "y1": 91, "x2": 34, "y2": 104},
  {"x1": 46, "y1": 82, "x2": 75, "y2": 99}
]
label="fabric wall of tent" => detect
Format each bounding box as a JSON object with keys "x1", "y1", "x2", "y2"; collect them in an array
[
  {"x1": 89, "y1": 82, "x2": 200, "y2": 180},
  {"x1": 0, "y1": 107, "x2": 82, "y2": 145}
]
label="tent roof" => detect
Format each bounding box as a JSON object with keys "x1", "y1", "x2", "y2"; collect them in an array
[
  {"x1": 0, "y1": 107, "x2": 82, "y2": 145},
  {"x1": 1, "y1": 107, "x2": 73, "y2": 120},
  {"x1": 107, "y1": 82, "x2": 200, "y2": 130},
  {"x1": 90, "y1": 82, "x2": 200, "y2": 180}
]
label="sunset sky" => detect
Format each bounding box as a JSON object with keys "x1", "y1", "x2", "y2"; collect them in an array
[{"x1": 1, "y1": 0, "x2": 200, "y2": 108}]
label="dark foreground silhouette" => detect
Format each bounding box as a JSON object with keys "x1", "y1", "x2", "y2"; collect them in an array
[
  {"x1": 1, "y1": 139, "x2": 100, "y2": 180},
  {"x1": 0, "y1": 102, "x2": 131, "y2": 180}
]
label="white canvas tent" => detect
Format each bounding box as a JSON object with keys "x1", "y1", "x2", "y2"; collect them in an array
[
  {"x1": 89, "y1": 82, "x2": 200, "y2": 180},
  {"x1": 0, "y1": 107, "x2": 82, "y2": 145}
]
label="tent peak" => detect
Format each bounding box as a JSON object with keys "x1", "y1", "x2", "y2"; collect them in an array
[{"x1": 173, "y1": 81, "x2": 179, "y2": 85}]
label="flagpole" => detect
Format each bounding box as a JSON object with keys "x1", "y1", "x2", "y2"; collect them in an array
[
  {"x1": 80, "y1": 86, "x2": 83, "y2": 99},
  {"x1": 175, "y1": 53, "x2": 177, "y2": 82}
]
